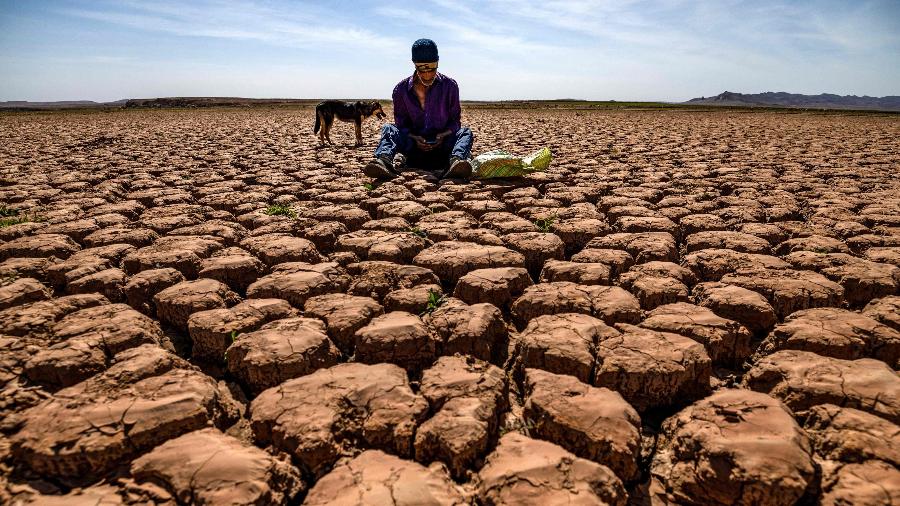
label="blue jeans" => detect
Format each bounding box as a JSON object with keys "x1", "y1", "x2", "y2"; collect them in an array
[{"x1": 374, "y1": 124, "x2": 473, "y2": 171}]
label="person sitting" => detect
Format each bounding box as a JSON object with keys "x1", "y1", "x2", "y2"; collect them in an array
[{"x1": 364, "y1": 38, "x2": 473, "y2": 180}]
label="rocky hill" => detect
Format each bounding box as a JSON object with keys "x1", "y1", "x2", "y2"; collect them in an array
[
  {"x1": 687, "y1": 91, "x2": 900, "y2": 111},
  {"x1": 0, "y1": 100, "x2": 127, "y2": 110},
  {"x1": 0, "y1": 98, "x2": 316, "y2": 110},
  {"x1": 122, "y1": 97, "x2": 319, "y2": 108}
]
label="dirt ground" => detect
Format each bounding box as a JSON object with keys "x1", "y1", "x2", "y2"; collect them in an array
[{"x1": 1, "y1": 105, "x2": 899, "y2": 504}]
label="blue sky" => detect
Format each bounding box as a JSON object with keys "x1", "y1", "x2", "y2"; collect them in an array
[{"x1": 1, "y1": 0, "x2": 898, "y2": 102}]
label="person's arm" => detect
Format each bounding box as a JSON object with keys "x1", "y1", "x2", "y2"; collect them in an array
[
  {"x1": 428, "y1": 79, "x2": 461, "y2": 145},
  {"x1": 434, "y1": 128, "x2": 454, "y2": 143},
  {"x1": 395, "y1": 81, "x2": 436, "y2": 151},
  {"x1": 446, "y1": 78, "x2": 462, "y2": 133},
  {"x1": 393, "y1": 84, "x2": 411, "y2": 137}
]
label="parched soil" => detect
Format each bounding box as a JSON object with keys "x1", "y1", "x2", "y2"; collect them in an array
[{"x1": 1, "y1": 105, "x2": 899, "y2": 504}]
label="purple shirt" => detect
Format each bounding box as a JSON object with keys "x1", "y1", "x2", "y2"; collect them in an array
[{"x1": 392, "y1": 72, "x2": 461, "y2": 138}]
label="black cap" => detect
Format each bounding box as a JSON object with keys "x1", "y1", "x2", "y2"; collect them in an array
[{"x1": 411, "y1": 39, "x2": 439, "y2": 62}]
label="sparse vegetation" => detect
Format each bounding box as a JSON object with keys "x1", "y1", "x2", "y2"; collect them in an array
[
  {"x1": 534, "y1": 215, "x2": 556, "y2": 233},
  {"x1": 408, "y1": 226, "x2": 427, "y2": 239},
  {"x1": 363, "y1": 182, "x2": 375, "y2": 192},
  {"x1": 419, "y1": 289, "x2": 446, "y2": 316},
  {"x1": 500, "y1": 418, "x2": 537, "y2": 436},
  {"x1": 0, "y1": 206, "x2": 42, "y2": 227},
  {"x1": 223, "y1": 330, "x2": 240, "y2": 361},
  {"x1": 264, "y1": 204, "x2": 296, "y2": 219},
  {"x1": 0, "y1": 215, "x2": 30, "y2": 227},
  {"x1": 0, "y1": 273, "x2": 20, "y2": 286}
]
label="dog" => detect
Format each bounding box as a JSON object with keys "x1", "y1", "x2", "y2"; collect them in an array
[{"x1": 314, "y1": 100, "x2": 386, "y2": 146}]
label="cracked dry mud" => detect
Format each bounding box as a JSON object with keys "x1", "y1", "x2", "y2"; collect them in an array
[{"x1": 1, "y1": 105, "x2": 899, "y2": 504}]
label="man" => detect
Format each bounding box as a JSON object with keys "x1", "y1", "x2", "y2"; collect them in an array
[{"x1": 364, "y1": 38, "x2": 474, "y2": 180}]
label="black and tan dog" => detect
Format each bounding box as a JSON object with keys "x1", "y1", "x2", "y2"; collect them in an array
[{"x1": 314, "y1": 100, "x2": 386, "y2": 146}]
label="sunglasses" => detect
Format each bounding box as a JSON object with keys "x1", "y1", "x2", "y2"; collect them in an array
[{"x1": 415, "y1": 63, "x2": 438, "y2": 72}]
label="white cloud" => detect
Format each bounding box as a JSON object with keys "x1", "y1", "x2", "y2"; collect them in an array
[
  {"x1": 3, "y1": 0, "x2": 897, "y2": 101},
  {"x1": 60, "y1": 0, "x2": 405, "y2": 52},
  {"x1": 375, "y1": 6, "x2": 563, "y2": 56}
]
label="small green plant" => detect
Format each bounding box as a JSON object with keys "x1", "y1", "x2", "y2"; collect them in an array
[
  {"x1": 264, "y1": 204, "x2": 297, "y2": 219},
  {"x1": 0, "y1": 206, "x2": 41, "y2": 227},
  {"x1": 419, "y1": 289, "x2": 446, "y2": 316},
  {"x1": 363, "y1": 182, "x2": 375, "y2": 192},
  {"x1": 0, "y1": 215, "x2": 29, "y2": 227},
  {"x1": 534, "y1": 215, "x2": 556, "y2": 233},
  {"x1": 224, "y1": 330, "x2": 241, "y2": 361},
  {"x1": 408, "y1": 226, "x2": 427, "y2": 239},
  {"x1": 499, "y1": 418, "x2": 537, "y2": 436},
  {"x1": 0, "y1": 273, "x2": 20, "y2": 286}
]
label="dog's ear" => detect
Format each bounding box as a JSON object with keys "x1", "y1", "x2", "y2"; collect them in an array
[{"x1": 355, "y1": 101, "x2": 363, "y2": 108}]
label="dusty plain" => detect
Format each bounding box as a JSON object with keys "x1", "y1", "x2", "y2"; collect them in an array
[{"x1": 1, "y1": 104, "x2": 899, "y2": 504}]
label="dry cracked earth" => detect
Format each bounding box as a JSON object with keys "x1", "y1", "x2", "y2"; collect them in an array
[{"x1": 1, "y1": 105, "x2": 899, "y2": 505}]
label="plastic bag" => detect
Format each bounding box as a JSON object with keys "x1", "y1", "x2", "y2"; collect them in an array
[{"x1": 472, "y1": 147, "x2": 552, "y2": 179}]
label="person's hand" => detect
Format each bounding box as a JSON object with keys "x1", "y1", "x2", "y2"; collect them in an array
[{"x1": 411, "y1": 135, "x2": 436, "y2": 152}]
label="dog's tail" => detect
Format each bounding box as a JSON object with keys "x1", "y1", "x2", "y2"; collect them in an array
[{"x1": 314, "y1": 109, "x2": 321, "y2": 133}]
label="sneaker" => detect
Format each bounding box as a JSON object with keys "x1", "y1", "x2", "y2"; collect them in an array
[
  {"x1": 393, "y1": 152, "x2": 407, "y2": 171},
  {"x1": 364, "y1": 156, "x2": 398, "y2": 180},
  {"x1": 442, "y1": 156, "x2": 473, "y2": 179}
]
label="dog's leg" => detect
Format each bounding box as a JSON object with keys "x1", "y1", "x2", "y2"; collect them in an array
[
  {"x1": 355, "y1": 119, "x2": 362, "y2": 147},
  {"x1": 327, "y1": 115, "x2": 336, "y2": 145},
  {"x1": 316, "y1": 111, "x2": 325, "y2": 145}
]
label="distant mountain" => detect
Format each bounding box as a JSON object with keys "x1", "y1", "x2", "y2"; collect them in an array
[
  {"x1": 0, "y1": 97, "x2": 318, "y2": 110},
  {"x1": 686, "y1": 91, "x2": 900, "y2": 111},
  {"x1": 122, "y1": 97, "x2": 319, "y2": 108},
  {"x1": 6, "y1": 94, "x2": 900, "y2": 112},
  {"x1": 0, "y1": 100, "x2": 128, "y2": 110}
]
